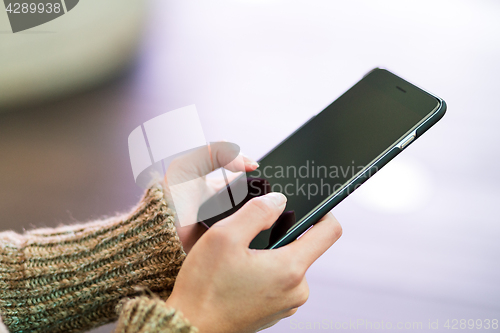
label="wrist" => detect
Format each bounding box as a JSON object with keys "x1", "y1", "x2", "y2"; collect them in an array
[{"x1": 165, "y1": 292, "x2": 217, "y2": 333}]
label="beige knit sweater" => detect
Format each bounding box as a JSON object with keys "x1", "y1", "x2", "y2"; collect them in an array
[{"x1": 0, "y1": 184, "x2": 198, "y2": 333}]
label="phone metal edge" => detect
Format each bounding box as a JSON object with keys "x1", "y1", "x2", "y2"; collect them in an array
[{"x1": 268, "y1": 92, "x2": 446, "y2": 249}]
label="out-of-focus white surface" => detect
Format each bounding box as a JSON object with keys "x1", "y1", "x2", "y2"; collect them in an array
[
  {"x1": 0, "y1": 0, "x2": 146, "y2": 108},
  {"x1": 119, "y1": 1, "x2": 499, "y2": 332},
  {"x1": 352, "y1": 157, "x2": 435, "y2": 214}
]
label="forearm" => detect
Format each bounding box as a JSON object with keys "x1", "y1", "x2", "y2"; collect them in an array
[{"x1": 0, "y1": 184, "x2": 187, "y2": 333}]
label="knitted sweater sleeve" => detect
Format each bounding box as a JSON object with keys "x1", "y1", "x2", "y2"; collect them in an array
[{"x1": 0, "y1": 185, "x2": 197, "y2": 333}]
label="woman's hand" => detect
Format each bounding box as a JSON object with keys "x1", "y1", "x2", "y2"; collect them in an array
[
  {"x1": 165, "y1": 192, "x2": 342, "y2": 333},
  {"x1": 163, "y1": 142, "x2": 259, "y2": 253}
]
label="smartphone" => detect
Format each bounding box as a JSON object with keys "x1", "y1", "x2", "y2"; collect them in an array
[{"x1": 198, "y1": 68, "x2": 446, "y2": 249}]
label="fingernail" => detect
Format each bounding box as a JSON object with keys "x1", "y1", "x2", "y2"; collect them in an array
[
  {"x1": 246, "y1": 161, "x2": 260, "y2": 168},
  {"x1": 242, "y1": 153, "x2": 259, "y2": 168},
  {"x1": 263, "y1": 192, "x2": 287, "y2": 208}
]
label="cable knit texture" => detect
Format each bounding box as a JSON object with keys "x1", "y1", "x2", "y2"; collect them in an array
[
  {"x1": 0, "y1": 185, "x2": 197, "y2": 333},
  {"x1": 115, "y1": 296, "x2": 196, "y2": 333}
]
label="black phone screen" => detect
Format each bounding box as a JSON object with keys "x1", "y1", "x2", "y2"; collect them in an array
[{"x1": 199, "y1": 69, "x2": 441, "y2": 249}]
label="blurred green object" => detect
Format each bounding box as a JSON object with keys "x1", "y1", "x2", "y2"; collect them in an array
[{"x1": 0, "y1": 0, "x2": 147, "y2": 110}]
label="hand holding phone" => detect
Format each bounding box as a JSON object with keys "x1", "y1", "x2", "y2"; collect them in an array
[{"x1": 166, "y1": 192, "x2": 342, "y2": 333}]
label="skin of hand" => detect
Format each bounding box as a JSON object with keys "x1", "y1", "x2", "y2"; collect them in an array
[
  {"x1": 165, "y1": 192, "x2": 342, "y2": 333},
  {"x1": 163, "y1": 142, "x2": 259, "y2": 253}
]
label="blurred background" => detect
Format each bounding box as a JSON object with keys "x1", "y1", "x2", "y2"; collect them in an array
[{"x1": 1, "y1": 0, "x2": 499, "y2": 332}]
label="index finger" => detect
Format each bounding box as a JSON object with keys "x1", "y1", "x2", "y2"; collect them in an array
[{"x1": 165, "y1": 142, "x2": 257, "y2": 186}]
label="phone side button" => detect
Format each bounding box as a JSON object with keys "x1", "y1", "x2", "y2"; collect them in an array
[{"x1": 398, "y1": 133, "x2": 416, "y2": 150}]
